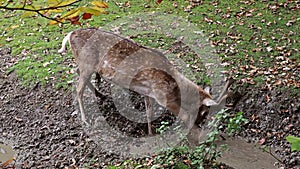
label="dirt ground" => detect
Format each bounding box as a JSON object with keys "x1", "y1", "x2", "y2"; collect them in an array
[
  {"x1": 230, "y1": 85, "x2": 300, "y2": 168},
  {"x1": 0, "y1": 47, "x2": 299, "y2": 168}
]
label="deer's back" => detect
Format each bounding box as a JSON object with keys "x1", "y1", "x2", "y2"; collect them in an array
[{"x1": 69, "y1": 28, "x2": 189, "y2": 106}]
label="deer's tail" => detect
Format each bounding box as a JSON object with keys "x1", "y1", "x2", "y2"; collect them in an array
[{"x1": 58, "y1": 31, "x2": 73, "y2": 53}]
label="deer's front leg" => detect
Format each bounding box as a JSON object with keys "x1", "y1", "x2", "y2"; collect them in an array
[
  {"x1": 144, "y1": 96, "x2": 154, "y2": 135},
  {"x1": 213, "y1": 78, "x2": 235, "y2": 111}
]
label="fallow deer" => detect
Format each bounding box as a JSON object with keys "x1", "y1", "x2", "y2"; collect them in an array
[{"x1": 58, "y1": 28, "x2": 229, "y2": 134}]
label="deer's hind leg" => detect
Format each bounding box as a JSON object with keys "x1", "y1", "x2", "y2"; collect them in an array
[
  {"x1": 76, "y1": 68, "x2": 104, "y2": 99},
  {"x1": 76, "y1": 66, "x2": 98, "y2": 125}
]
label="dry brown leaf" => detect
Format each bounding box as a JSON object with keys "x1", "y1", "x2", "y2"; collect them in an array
[
  {"x1": 0, "y1": 158, "x2": 14, "y2": 168},
  {"x1": 258, "y1": 137, "x2": 266, "y2": 145}
]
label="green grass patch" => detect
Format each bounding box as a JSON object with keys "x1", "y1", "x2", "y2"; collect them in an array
[
  {"x1": 1, "y1": 0, "x2": 299, "y2": 91},
  {"x1": 1, "y1": 9, "x2": 77, "y2": 89}
]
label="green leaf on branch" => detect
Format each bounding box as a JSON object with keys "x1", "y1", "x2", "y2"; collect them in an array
[
  {"x1": 48, "y1": 18, "x2": 65, "y2": 25},
  {"x1": 21, "y1": 11, "x2": 36, "y2": 18},
  {"x1": 47, "y1": 0, "x2": 59, "y2": 5},
  {"x1": 90, "y1": 1, "x2": 108, "y2": 8},
  {"x1": 80, "y1": 6, "x2": 104, "y2": 16},
  {"x1": 60, "y1": 8, "x2": 81, "y2": 19},
  {"x1": 1, "y1": 0, "x2": 108, "y2": 26},
  {"x1": 55, "y1": 0, "x2": 79, "y2": 7}
]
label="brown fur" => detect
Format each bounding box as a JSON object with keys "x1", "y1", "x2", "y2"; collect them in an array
[{"x1": 58, "y1": 28, "x2": 227, "y2": 134}]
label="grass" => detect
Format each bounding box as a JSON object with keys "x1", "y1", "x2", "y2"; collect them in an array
[
  {"x1": 1, "y1": 0, "x2": 298, "y2": 91},
  {"x1": 1, "y1": 9, "x2": 73, "y2": 87}
]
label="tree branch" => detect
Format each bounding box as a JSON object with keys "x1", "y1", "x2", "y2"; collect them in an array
[
  {"x1": 0, "y1": 0, "x2": 82, "y2": 23},
  {"x1": 0, "y1": 0, "x2": 82, "y2": 11}
]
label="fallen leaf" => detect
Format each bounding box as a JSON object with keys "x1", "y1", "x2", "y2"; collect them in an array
[
  {"x1": 43, "y1": 62, "x2": 50, "y2": 67},
  {"x1": 44, "y1": 104, "x2": 51, "y2": 110},
  {"x1": 14, "y1": 116, "x2": 23, "y2": 122},
  {"x1": 266, "y1": 47, "x2": 273, "y2": 52},
  {"x1": 274, "y1": 80, "x2": 282, "y2": 86},
  {"x1": 245, "y1": 12, "x2": 253, "y2": 17},
  {"x1": 286, "y1": 19, "x2": 296, "y2": 26},
  {"x1": 125, "y1": 1, "x2": 130, "y2": 7},
  {"x1": 6, "y1": 37, "x2": 13, "y2": 42},
  {"x1": 145, "y1": 159, "x2": 153, "y2": 166},
  {"x1": 204, "y1": 17, "x2": 213, "y2": 23},
  {"x1": 173, "y1": 2, "x2": 178, "y2": 8},
  {"x1": 10, "y1": 25, "x2": 19, "y2": 29},
  {"x1": 258, "y1": 137, "x2": 266, "y2": 145},
  {"x1": 0, "y1": 158, "x2": 14, "y2": 168},
  {"x1": 183, "y1": 159, "x2": 192, "y2": 165},
  {"x1": 68, "y1": 139, "x2": 76, "y2": 145},
  {"x1": 265, "y1": 94, "x2": 270, "y2": 102}
]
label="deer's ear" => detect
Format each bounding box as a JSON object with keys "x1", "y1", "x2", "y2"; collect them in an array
[
  {"x1": 204, "y1": 86, "x2": 210, "y2": 94},
  {"x1": 203, "y1": 98, "x2": 217, "y2": 106}
]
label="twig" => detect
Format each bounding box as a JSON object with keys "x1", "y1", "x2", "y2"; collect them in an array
[
  {"x1": 267, "y1": 147, "x2": 284, "y2": 164},
  {"x1": 261, "y1": 146, "x2": 284, "y2": 164},
  {"x1": 0, "y1": 0, "x2": 82, "y2": 22},
  {"x1": 0, "y1": 0, "x2": 82, "y2": 11}
]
